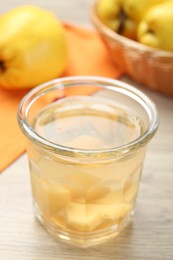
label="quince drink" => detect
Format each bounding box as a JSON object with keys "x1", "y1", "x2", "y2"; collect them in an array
[{"x1": 29, "y1": 95, "x2": 146, "y2": 245}]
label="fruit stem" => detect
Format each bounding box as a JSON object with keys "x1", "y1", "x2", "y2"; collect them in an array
[
  {"x1": 117, "y1": 9, "x2": 127, "y2": 34},
  {"x1": 0, "y1": 60, "x2": 6, "y2": 72}
]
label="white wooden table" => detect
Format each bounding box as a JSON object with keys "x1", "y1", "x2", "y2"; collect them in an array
[{"x1": 0, "y1": 1, "x2": 173, "y2": 259}]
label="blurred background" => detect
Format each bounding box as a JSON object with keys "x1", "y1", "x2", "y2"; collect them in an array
[{"x1": 0, "y1": 0, "x2": 92, "y2": 26}]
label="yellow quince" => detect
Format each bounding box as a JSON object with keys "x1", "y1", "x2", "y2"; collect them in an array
[
  {"x1": 97, "y1": 0, "x2": 167, "y2": 40},
  {"x1": 0, "y1": 5, "x2": 67, "y2": 89},
  {"x1": 138, "y1": 1, "x2": 173, "y2": 52}
]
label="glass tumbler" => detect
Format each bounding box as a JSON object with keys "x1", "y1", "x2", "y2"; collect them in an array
[{"x1": 17, "y1": 76, "x2": 159, "y2": 247}]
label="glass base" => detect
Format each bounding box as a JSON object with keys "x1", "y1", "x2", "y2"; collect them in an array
[{"x1": 33, "y1": 202, "x2": 134, "y2": 248}]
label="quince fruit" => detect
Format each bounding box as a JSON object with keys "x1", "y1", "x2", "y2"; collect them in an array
[
  {"x1": 0, "y1": 6, "x2": 67, "y2": 89},
  {"x1": 137, "y1": 1, "x2": 173, "y2": 52},
  {"x1": 97, "y1": 0, "x2": 166, "y2": 40},
  {"x1": 97, "y1": 0, "x2": 136, "y2": 39}
]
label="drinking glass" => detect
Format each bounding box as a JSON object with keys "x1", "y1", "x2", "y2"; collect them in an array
[{"x1": 18, "y1": 76, "x2": 159, "y2": 247}]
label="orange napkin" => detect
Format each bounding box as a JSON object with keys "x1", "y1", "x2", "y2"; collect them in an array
[{"x1": 0, "y1": 23, "x2": 122, "y2": 173}]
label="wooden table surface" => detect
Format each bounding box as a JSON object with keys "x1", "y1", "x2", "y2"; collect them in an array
[{"x1": 0, "y1": 1, "x2": 173, "y2": 259}]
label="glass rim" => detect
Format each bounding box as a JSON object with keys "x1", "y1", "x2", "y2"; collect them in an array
[{"x1": 17, "y1": 76, "x2": 159, "y2": 158}]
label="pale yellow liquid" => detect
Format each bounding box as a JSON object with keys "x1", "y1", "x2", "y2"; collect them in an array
[{"x1": 29, "y1": 96, "x2": 146, "y2": 237}]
